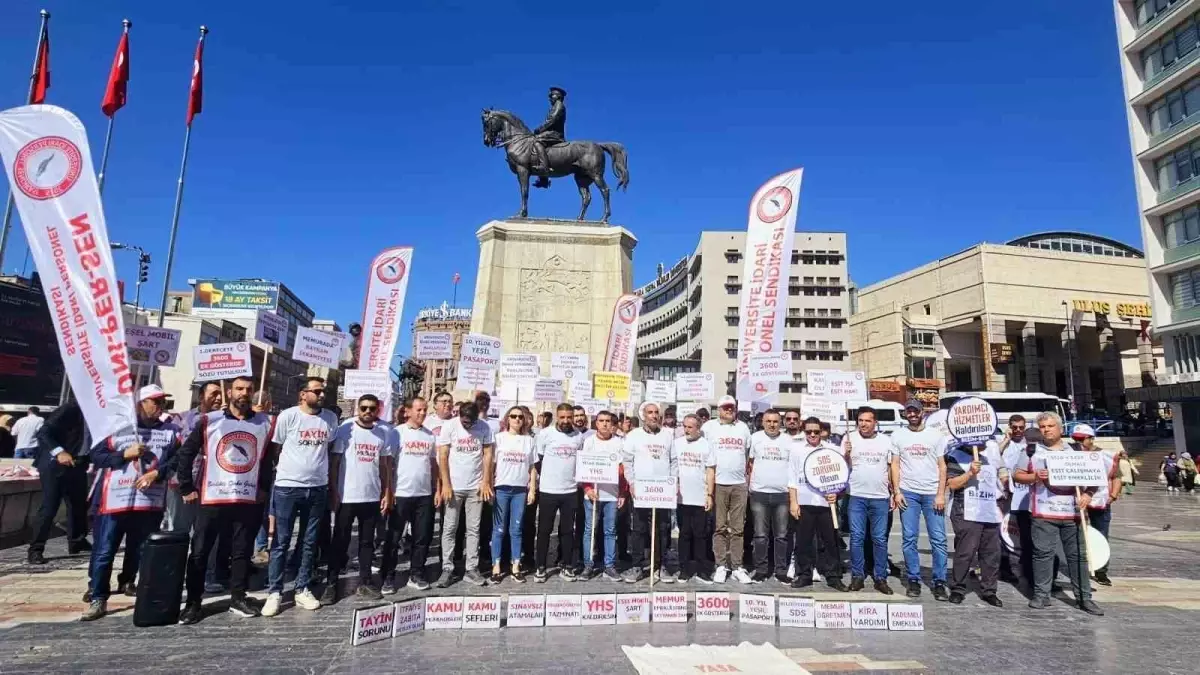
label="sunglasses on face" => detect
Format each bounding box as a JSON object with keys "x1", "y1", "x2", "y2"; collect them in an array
[
  {"x1": 804, "y1": 429, "x2": 821, "y2": 435},
  {"x1": 359, "y1": 405, "x2": 378, "y2": 413},
  {"x1": 305, "y1": 389, "x2": 325, "y2": 396},
  {"x1": 508, "y1": 414, "x2": 522, "y2": 420}
]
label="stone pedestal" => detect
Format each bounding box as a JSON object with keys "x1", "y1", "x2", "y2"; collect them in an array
[{"x1": 469, "y1": 219, "x2": 637, "y2": 380}]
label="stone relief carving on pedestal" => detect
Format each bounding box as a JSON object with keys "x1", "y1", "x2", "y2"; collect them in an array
[
  {"x1": 518, "y1": 254, "x2": 590, "y2": 322},
  {"x1": 517, "y1": 322, "x2": 590, "y2": 353}
]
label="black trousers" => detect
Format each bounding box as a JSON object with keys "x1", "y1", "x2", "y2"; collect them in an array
[
  {"x1": 631, "y1": 507, "x2": 672, "y2": 571},
  {"x1": 327, "y1": 501, "x2": 380, "y2": 585},
  {"x1": 1011, "y1": 510, "x2": 1035, "y2": 585},
  {"x1": 677, "y1": 504, "x2": 709, "y2": 576},
  {"x1": 535, "y1": 491, "x2": 577, "y2": 570},
  {"x1": 29, "y1": 458, "x2": 89, "y2": 553},
  {"x1": 794, "y1": 505, "x2": 841, "y2": 579},
  {"x1": 186, "y1": 502, "x2": 262, "y2": 604},
  {"x1": 382, "y1": 495, "x2": 434, "y2": 582},
  {"x1": 951, "y1": 513, "x2": 1001, "y2": 595}
]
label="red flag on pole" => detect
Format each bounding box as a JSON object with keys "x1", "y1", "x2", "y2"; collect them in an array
[
  {"x1": 30, "y1": 21, "x2": 50, "y2": 104},
  {"x1": 102, "y1": 32, "x2": 130, "y2": 117},
  {"x1": 453, "y1": 272, "x2": 461, "y2": 284},
  {"x1": 186, "y1": 33, "x2": 205, "y2": 126}
]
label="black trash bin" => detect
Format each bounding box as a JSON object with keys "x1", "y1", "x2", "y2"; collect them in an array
[{"x1": 133, "y1": 531, "x2": 189, "y2": 627}]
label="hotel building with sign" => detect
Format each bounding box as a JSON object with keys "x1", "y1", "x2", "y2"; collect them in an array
[{"x1": 850, "y1": 232, "x2": 1163, "y2": 413}]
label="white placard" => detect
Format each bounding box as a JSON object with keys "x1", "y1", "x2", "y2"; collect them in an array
[
  {"x1": 516, "y1": 378, "x2": 537, "y2": 403},
  {"x1": 803, "y1": 447, "x2": 851, "y2": 495},
  {"x1": 652, "y1": 592, "x2": 688, "y2": 623},
  {"x1": 926, "y1": 409, "x2": 949, "y2": 436},
  {"x1": 616, "y1": 594, "x2": 651, "y2": 624},
  {"x1": 814, "y1": 600, "x2": 851, "y2": 629},
  {"x1": 534, "y1": 377, "x2": 565, "y2": 402},
  {"x1": 577, "y1": 398, "x2": 607, "y2": 418},
  {"x1": 568, "y1": 378, "x2": 593, "y2": 402},
  {"x1": 254, "y1": 311, "x2": 290, "y2": 350},
  {"x1": 496, "y1": 379, "x2": 520, "y2": 402},
  {"x1": 581, "y1": 594, "x2": 617, "y2": 625},
  {"x1": 293, "y1": 326, "x2": 343, "y2": 369},
  {"x1": 886, "y1": 603, "x2": 925, "y2": 631},
  {"x1": 415, "y1": 331, "x2": 453, "y2": 360},
  {"x1": 851, "y1": 602, "x2": 888, "y2": 630},
  {"x1": 505, "y1": 595, "x2": 545, "y2": 627},
  {"x1": 738, "y1": 594, "x2": 776, "y2": 626},
  {"x1": 392, "y1": 599, "x2": 425, "y2": 637},
  {"x1": 634, "y1": 477, "x2": 677, "y2": 510},
  {"x1": 748, "y1": 351, "x2": 793, "y2": 383},
  {"x1": 545, "y1": 594, "x2": 582, "y2": 627},
  {"x1": 462, "y1": 597, "x2": 502, "y2": 629},
  {"x1": 193, "y1": 342, "x2": 254, "y2": 380},
  {"x1": 575, "y1": 444, "x2": 621, "y2": 484},
  {"x1": 126, "y1": 325, "x2": 182, "y2": 367},
  {"x1": 630, "y1": 381, "x2": 645, "y2": 404},
  {"x1": 947, "y1": 396, "x2": 999, "y2": 444},
  {"x1": 350, "y1": 604, "x2": 395, "y2": 646},
  {"x1": 490, "y1": 399, "x2": 514, "y2": 419},
  {"x1": 461, "y1": 333, "x2": 502, "y2": 369},
  {"x1": 500, "y1": 353, "x2": 542, "y2": 380},
  {"x1": 1045, "y1": 452, "x2": 1108, "y2": 487},
  {"x1": 645, "y1": 379, "x2": 677, "y2": 403},
  {"x1": 551, "y1": 352, "x2": 589, "y2": 380},
  {"x1": 343, "y1": 369, "x2": 392, "y2": 401},
  {"x1": 800, "y1": 394, "x2": 840, "y2": 422},
  {"x1": 778, "y1": 597, "x2": 815, "y2": 628},
  {"x1": 694, "y1": 592, "x2": 731, "y2": 622},
  {"x1": 457, "y1": 365, "x2": 495, "y2": 393},
  {"x1": 424, "y1": 597, "x2": 464, "y2": 629},
  {"x1": 807, "y1": 369, "x2": 867, "y2": 400},
  {"x1": 675, "y1": 372, "x2": 716, "y2": 401}
]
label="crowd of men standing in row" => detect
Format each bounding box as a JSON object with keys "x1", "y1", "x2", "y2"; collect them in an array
[{"x1": 21, "y1": 377, "x2": 1118, "y2": 624}]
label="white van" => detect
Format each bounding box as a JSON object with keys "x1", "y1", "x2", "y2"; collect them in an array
[
  {"x1": 938, "y1": 391, "x2": 1069, "y2": 430},
  {"x1": 833, "y1": 399, "x2": 906, "y2": 436}
]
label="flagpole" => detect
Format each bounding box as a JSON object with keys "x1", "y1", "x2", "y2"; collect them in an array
[
  {"x1": 97, "y1": 18, "x2": 132, "y2": 195},
  {"x1": 0, "y1": 9, "x2": 51, "y2": 272}
]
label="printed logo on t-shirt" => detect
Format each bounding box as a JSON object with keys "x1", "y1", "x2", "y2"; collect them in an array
[
  {"x1": 547, "y1": 442, "x2": 579, "y2": 459},
  {"x1": 904, "y1": 443, "x2": 933, "y2": 457},
  {"x1": 677, "y1": 450, "x2": 707, "y2": 469},
  {"x1": 454, "y1": 435, "x2": 482, "y2": 455},
  {"x1": 216, "y1": 431, "x2": 258, "y2": 474},
  {"x1": 403, "y1": 439, "x2": 433, "y2": 457},
  {"x1": 644, "y1": 442, "x2": 668, "y2": 460},
  {"x1": 297, "y1": 427, "x2": 332, "y2": 447},
  {"x1": 755, "y1": 443, "x2": 786, "y2": 462},
  {"x1": 354, "y1": 441, "x2": 383, "y2": 463}
]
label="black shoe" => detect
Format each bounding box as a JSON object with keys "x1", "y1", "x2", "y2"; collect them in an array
[
  {"x1": 948, "y1": 592, "x2": 965, "y2": 605},
  {"x1": 790, "y1": 578, "x2": 813, "y2": 589},
  {"x1": 999, "y1": 568, "x2": 1020, "y2": 584},
  {"x1": 179, "y1": 603, "x2": 204, "y2": 625},
  {"x1": 228, "y1": 595, "x2": 260, "y2": 618},
  {"x1": 774, "y1": 573, "x2": 790, "y2": 584},
  {"x1": 982, "y1": 594, "x2": 1003, "y2": 608},
  {"x1": 932, "y1": 583, "x2": 949, "y2": 602},
  {"x1": 888, "y1": 562, "x2": 902, "y2": 578},
  {"x1": 27, "y1": 549, "x2": 47, "y2": 565},
  {"x1": 906, "y1": 580, "x2": 921, "y2": 598},
  {"x1": 120, "y1": 581, "x2": 137, "y2": 597},
  {"x1": 1093, "y1": 571, "x2": 1112, "y2": 586},
  {"x1": 1079, "y1": 599, "x2": 1104, "y2": 616},
  {"x1": 68, "y1": 540, "x2": 92, "y2": 555},
  {"x1": 751, "y1": 572, "x2": 769, "y2": 583},
  {"x1": 827, "y1": 579, "x2": 849, "y2": 593},
  {"x1": 320, "y1": 585, "x2": 338, "y2": 606},
  {"x1": 535, "y1": 568, "x2": 548, "y2": 584},
  {"x1": 1028, "y1": 596, "x2": 1050, "y2": 609},
  {"x1": 356, "y1": 585, "x2": 383, "y2": 601},
  {"x1": 849, "y1": 577, "x2": 865, "y2": 592},
  {"x1": 435, "y1": 570, "x2": 454, "y2": 588},
  {"x1": 873, "y1": 579, "x2": 894, "y2": 595}
]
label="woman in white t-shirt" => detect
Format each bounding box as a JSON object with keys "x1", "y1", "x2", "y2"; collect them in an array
[{"x1": 491, "y1": 406, "x2": 538, "y2": 583}]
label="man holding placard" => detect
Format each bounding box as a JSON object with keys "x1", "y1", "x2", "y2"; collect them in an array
[
  {"x1": 747, "y1": 409, "x2": 793, "y2": 583},
  {"x1": 534, "y1": 404, "x2": 585, "y2": 582},
  {"x1": 701, "y1": 395, "x2": 754, "y2": 585},
  {"x1": 671, "y1": 414, "x2": 716, "y2": 584},
  {"x1": 1013, "y1": 412, "x2": 1104, "y2": 615},
  {"x1": 944, "y1": 436, "x2": 1006, "y2": 607},
  {"x1": 890, "y1": 401, "x2": 949, "y2": 600},
  {"x1": 622, "y1": 402, "x2": 677, "y2": 583},
  {"x1": 579, "y1": 410, "x2": 627, "y2": 581},
  {"x1": 787, "y1": 416, "x2": 849, "y2": 592}
]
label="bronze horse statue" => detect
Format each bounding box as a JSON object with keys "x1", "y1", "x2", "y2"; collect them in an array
[{"x1": 482, "y1": 109, "x2": 629, "y2": 223}]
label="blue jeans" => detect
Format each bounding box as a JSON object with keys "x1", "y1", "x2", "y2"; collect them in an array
[
  {"x1": 268, "y1": 485, "x2": 328, "y2": 594},
  {"x1": 849, "y1": 496, "x2": 890, "y2": 580},
  {"x1": 14, "y1": 446, "x2": 37, "y2": 459},
  {"x1": 490, "y1": 486, "x2": 528, "y2": 567},
  {"x1": 582, "y1": 499, "x2": 617, "y2": 569},
  {"x1": 88, "y1": 511, "x2": 160, "y2": 601},
  {"x1": 899, "y1": 490, "x2": 947, "y2": 583}
]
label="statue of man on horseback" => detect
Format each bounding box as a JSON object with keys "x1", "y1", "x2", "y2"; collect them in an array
[{"x1": 482, "y1": 88, "x2": 629, "y2": 223}]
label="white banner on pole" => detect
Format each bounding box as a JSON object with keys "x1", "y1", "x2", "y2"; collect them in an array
[
  {"x1": 748, "y1": 352, "x2": 793, "y2": 383},
  {"x1": 357, "y1": 246, "x2": 413, "y2": 372},
  {"x1": 602, "y1": 294, "x2": 642, "y2": 374},
  {"x1": 293, "y1": 326, "x2": 343, "y2": 369},
  {"x1": 644, "y1": 380, "x2": 677, "y2": 404},
  {"x1": 194, "y1": 342, "x2": 254, "y2": 380},
  {"x1": 675, "y1": 372, "x2": 715, "y2": 401},
  {"x1": 735, "y1": 168, "x2": 802, "y2": 407},
  {"x1": 500, "y1": 353, "x2": 541, "y2": 380},
  {"x1": 126, "y1": 325, "x2": 182, "y2": 367},
  {"x1": 415, "y1": 331, "x2": 453, "y2": 359},
  {"x1": 806, "y1": 368, "x2": 867, "y2": 400},
  {"x1": 534, "y1": 377, "x2": 565, "y2": 402},
  {"x1": 551, "y1": 352, "x2": 589, "y2": 380},
  {"x1": 254, "y1": 310, "x2": 290, "y2": 349},
  {"x1": 343, "y1": 369, "x2": 392, "y2": 401},
  {"x1": 0, "y1": 105, "x2": 136, "y2": 442}
]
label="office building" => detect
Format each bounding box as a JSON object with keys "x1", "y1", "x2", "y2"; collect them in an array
[{"x1": 412, "y1": 302, "x2": 472, "y2": 399}]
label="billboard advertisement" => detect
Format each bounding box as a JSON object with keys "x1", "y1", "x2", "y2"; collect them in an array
[
  {"x1": 0, "y1": 280, "x2": 63, "y2": 406},
  {"x1": 191, "y1": 279, "x2": 280, "y2": 317}
]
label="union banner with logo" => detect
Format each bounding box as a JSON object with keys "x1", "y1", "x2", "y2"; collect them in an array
[
  {"x1": 358, "y1": 246, "x2": 413, "y2": 372},
  {"x1": 735, "y1": 168, "x2": 803, "y2": 406},
  {"x1": 602, "y1": 293, "x2": 642, "y2": 374},
  {"x1": 0, "y1": 105, "x2": 136, "y2": 442}
]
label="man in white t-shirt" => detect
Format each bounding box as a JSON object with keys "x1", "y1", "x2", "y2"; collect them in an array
[
  {"x1": 428, "y1": 391, "x2": 455, "y2": 439},
  {"x1": 998, "y1": 415, "x2": 1032, "y2": 586},
  {"x1": 381, "y1": 396, "x2": 439, "y2": 592},
  {"x1": 844, "y1": 407, "x2": 895, "y2": 595},
  {"x1": 890, "y1": 401, "x2": 949, "y2": 600},
  {"x1": 11, "y1": 407, "x2": 44, "y2": 459},
  {"x1": 788, "y1": 416, "x2": 849, "y2": 591},
  {"x1": 534, "y1": 403, "x2": 585, "y2": 582},
  {"x1": 436, "y1": 401, "x2": 495, "y2": 587},
  {"x1": 701, "y1": 395, "x2": 754, "y2": 584},
  {"x1": 263, "y1": 377, "x2": 339, "y2": 617},
  {"x1": 621, "y1": 402, "x2": 678, "y2": 583},
  {"x1": 672, "y1": 414, "x2": 715, "y2": 583},
  {"x1": 748, "y1": 410, "x2": 792, "y2": 583},
  {"x1": 580, "y1": 410, "x2": 627, "y2": 581},
  {"x1": 322, "y1": 394, "x2": 394, "y2": 604}
]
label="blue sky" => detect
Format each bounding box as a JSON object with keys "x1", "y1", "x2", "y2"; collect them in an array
[{"x1": 0, "y1": 1, "x2": 1138, "y2": 354}]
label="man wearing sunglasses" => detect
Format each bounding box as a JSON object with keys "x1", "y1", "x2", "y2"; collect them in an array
[
  {"x1": 262, "y1": 377, "x2": 339, "y2": 617},
  {"x1": 787, "y1": 416, "x2": 849, "y2": 591},
  {"x1": 701, "y1": 395, "x2": 753, "y2": 584},
  {"x1": 436, "y1": 401, "x2": 495, "y2": 587}
]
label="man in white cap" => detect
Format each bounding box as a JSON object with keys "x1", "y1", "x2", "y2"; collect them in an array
[
  {"x1": 81, "y1": 385, "x2": 183, "y2": 621},
  {"x1": 1070, "y1": 423, "x2": 1121, "y2": 587},
  {"x1": 701, "y1": 394, "x2": 753, "y2": 584}
]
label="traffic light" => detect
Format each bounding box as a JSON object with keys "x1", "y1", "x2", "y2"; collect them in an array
[{"x1": 138, "y1": 253, "x2": 150, "y2": 283}]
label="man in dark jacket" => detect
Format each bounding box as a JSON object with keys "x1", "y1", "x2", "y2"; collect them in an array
[{"x1": 27, "y1": 401, "x2": 92, "y2": 564}]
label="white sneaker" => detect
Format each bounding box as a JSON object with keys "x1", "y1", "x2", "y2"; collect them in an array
[
  {"x1": 731, "y1": 568, "x2": 754, "y2": 584},
  {"x1": 261, "y1": 592, "x2": 282, "y2": 617},
  {"x1": 295, "y1": 589, "x2": 321, "y2": 610},
  {"x1": 812, "y1": 568, "x2": 823, "y2": 582},
  {"x1": 787, "y1": 561, "x2": 796, "y2": 580},
  {"x1": 713, "y1": 566, "x2": 728, "y2": 584}
]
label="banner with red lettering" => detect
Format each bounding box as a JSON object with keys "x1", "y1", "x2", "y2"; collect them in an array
[
  {"x1": 735, "y1": 168, "x2": 803, "y2": 406},
  {"x1": 358, "y1": 246, "x2": 413, "y2": 372},
  {"x1": 602, "y1": 293, "x2": 641, "y2": 374},
  {"x1": 0, "y1": 105, "x2": 136, "y2": 441}
]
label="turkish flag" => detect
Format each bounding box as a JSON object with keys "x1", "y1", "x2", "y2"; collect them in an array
[
  {"x1": 30, "y1": 24, "x2": 49, "y2": 104},
  {"x1": 186, "y1": 38, "x2": 204, "y2": 126},
  {"x1": 101, "y1": 33, "x2": 130, "y2": 116}
]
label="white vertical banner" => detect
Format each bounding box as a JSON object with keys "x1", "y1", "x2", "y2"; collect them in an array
[
  {"x1": 735, "y1": 168, "x2": 802, "y2": 406},
  {"x1": 357, "y1": 246, "x2": 413, "y2": 372},
  {"x1": 0, "y1": 105, "x2": 136, "y2": 441},
  {"x1": 602, "y1": 293, "x2": 642, "y2": 374}
]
